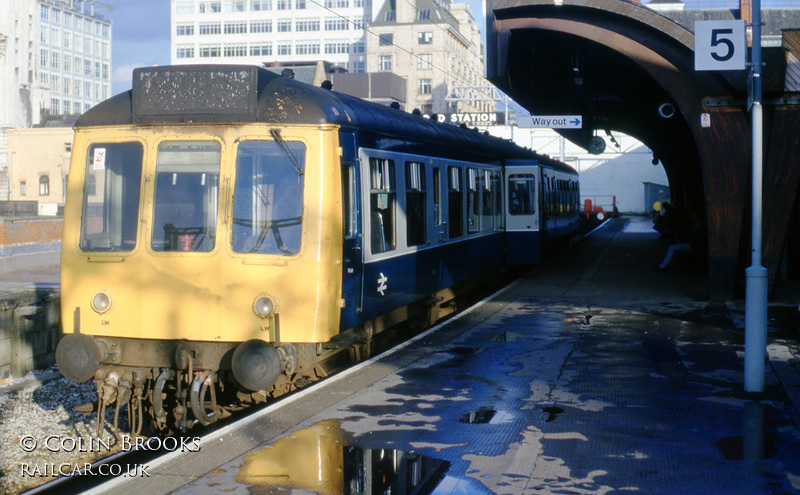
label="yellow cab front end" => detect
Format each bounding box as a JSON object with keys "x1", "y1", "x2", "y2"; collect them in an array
[{"x1": 59, "y1": 123, "x2": 343, "y2": 374}]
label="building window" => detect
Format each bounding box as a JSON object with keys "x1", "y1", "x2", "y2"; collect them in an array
[
  {"x1": 223, "y1": 0, "x2": 245, "y2": 12},
  {"x1": 39, "y1": 176, "x2": 50, "y2": 196},
  {"x1": 177, "y1": 46, "x2": 195, "y2": 58},
  {"x1": 295, "y1": 18, "x2": 319, "y2": 32},
  {"x1": 417, "y1": 53, "x2": 432, "y2": 70},
  {"x1": 324, "y1": 18, "x2": 348, "y2": 31},
  {"x1": 351, "y1": 60, "x2": 365, "y2": 73},
  {"x1": 250, "y1": 20, "x2": 272, "y2": 33},
  {"x1": 354, "y1": 0, "x2": 370, "y2": 7},
  {"x1": 353, "y1": 15, "x2": 369, "y2": 29},
  {"x1": 224, "y1": 21, "x2": 247, "y2": 34},
  {"x1": 378, "y1": 55, "x2": 392, "y2": 71},
  {"x1": 277, "y1": 43, "x2": 291, "y2": 55},
  {"x1": 224, "y1": 43, "x2": 247, "y2": 56},
  {"x1": 325, "y1": 41, "x2": 349, "y2": 54},
  {"x1": 418, "y1": 31, "x2": 433, "y2": 44},
  {"x1": 200, "y1": 44, "x2": 221, "y2": 57},
  {"x1": 276, "y1": 0, "x2": 290, "y2": 9},
  {"x1": 199, "y1": 22, "x2": 221, "y2": 35},
  {"x1": 20, "y1": 181, "x2": 27, "y2": 197},
  {"x1": 378, "y1": 33, "x2": 392, "y2": 46},
  {"x1": 418, "y1": 79, "x2": 432, "y2": 94},
  {"x1": 199, "y1": 1, "x2": 222, "y2": 13},
  {"x1": 295, "y1": 41, "x2": 319, "y2": 55},
  {"x1": 277, "y1": 19, "x2": 291, "y2": 32},
  {"x1": 385, "y1": 10, "x2": 395, "y2": 21},
  {"x1": 176, "y1": 23, "x2": 194, "y2": 35},
  {"x1": 325, "y1": 0, "x2": 348, "y2": 6},
  {"x1": 250, "y1": 43, "x2": 272, "y2": 56},
  {"x1": 251, "y1": 0, "x2": 271, "y2": 10},
  {"x1": 418, "y1": 9, "x2": 430, "y2": 20},
  {"x1": 296, "y1": 0, "x2": 306, "y2": 8},
  {"x1": 352, "y1": 40, "x2": 365, "y2": 53}
]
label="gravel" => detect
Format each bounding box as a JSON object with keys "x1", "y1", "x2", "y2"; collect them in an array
[{"x1": 0, "y1": 367, "x2": 127, "y2": 494}]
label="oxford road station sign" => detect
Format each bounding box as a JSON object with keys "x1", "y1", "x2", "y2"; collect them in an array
[{"x1": 517, "y1": 115, "x2": 583, "y2": 129}]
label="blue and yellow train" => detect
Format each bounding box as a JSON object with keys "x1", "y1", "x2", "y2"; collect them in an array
[{"x1": 55, "y1": 65, "x2": 578, "y2": 434}]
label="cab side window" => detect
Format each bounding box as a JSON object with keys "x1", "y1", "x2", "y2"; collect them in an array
[{"x1": 369, "y1": 157, "x2": 396, "y2": 254}]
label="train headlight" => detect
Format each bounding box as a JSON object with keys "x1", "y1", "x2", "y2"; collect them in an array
[
  {"x1": 91, "y1": 292, "x2": 112, "y2": 314},
  {"x1": 253, "y1": 295, "x2": 276, "y2": 318}
]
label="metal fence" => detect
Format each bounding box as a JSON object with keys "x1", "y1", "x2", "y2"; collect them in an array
[{"x1": 0, "y1": 201, "x2": 39, "y2": 217}]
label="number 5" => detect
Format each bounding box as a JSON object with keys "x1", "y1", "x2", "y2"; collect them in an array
[{"x1": 710, "y1": 28, "x2": 735, "y2": 62}]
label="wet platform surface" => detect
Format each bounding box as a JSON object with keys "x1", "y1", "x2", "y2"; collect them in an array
[{"x1": 91, "y1": 216, "x2": 800, "y2": 494}]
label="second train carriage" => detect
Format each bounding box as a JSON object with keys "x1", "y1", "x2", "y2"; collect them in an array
[{"x1": 55, "y1": 65, "x2": 579, "y2": 433}]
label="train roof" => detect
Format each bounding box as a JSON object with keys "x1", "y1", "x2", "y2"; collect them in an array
[{"x1": 77, "y1": 65, "x2": 575, "y2": 173}]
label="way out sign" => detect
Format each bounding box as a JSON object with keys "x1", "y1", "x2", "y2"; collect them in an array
[
  {"x1": 517, "y1": 115, "x2": 582, "y2": 129},
  {"x1": 695, "y1": 20, "x2": 746, "y2": 71}
]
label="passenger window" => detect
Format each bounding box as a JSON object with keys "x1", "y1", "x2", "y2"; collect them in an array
[
  {"x1": 481, "y1": 170, "x2": 493, "y2": 231},
  {"x1": 467, "y1": 168, "x2": 480, "y2": 233},
  {"x1": 447, "y1": 166, "x2": 463, "y2": 238},
  {"x1": 369, "y1": 157, "x2": 395, "y2": 254},
  {"x1": 405, "y1": 161, "x2": 426, "y2": 247},
  {"x1": 151, "y1": 141, "x2": 220, "y2": 252},
  {"x1": 432, "y1": 166, "x2": 441, "y2": 226},
  {"x1": 508, "y1": 174, "x2": 536, "y2": 215},
  {"x1": 342, "y1": 163, "x2": 356, "y2": 238},
  {"x1": 232, "y1": 140, "x2": 305, "y2": 255},
  {"x1": 80, "y1": 142, "x2": 143, "y2": 252},
  {"x1": 493, "y1": 172, "x2": 503, "y2": 228}
]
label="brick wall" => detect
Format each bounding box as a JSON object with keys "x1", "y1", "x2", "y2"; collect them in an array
[
  {"x1": 0, "y1": 289, "x2": 61, "y2": 379},
  {"x1": 0, "y1": 218, "x2": 63, "y2": 247}
]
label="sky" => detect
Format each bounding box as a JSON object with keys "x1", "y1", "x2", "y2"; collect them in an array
[
  {"x1": 109, "y1": 0, "x2": 171, "y2": 95},
  {"x1": 107, "y1": 0, "x2": 785, "y2": 95}
]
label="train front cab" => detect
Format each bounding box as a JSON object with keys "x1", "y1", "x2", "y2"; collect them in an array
[
  {"x1": 58, "y1": 123, "x2": 344, "y2": 389},
  {"x1": 505, "y1": 162, "x2": 542, "y2": 264}
]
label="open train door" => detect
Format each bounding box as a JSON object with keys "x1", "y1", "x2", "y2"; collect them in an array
[{"x1": 504, "y1": 161, "x2": 542, "y2": 264}]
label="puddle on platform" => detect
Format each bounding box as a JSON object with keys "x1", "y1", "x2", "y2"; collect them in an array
[
  {"x1": 542, "y1": 406, "x2": 565, "y2": 422},
  {"x1": 715, "y1": 435, "x2": 779, "y2": 460},
  {"x1": 231, "y1": 420, "x2": 450, "y2": 494},
  {"x1": 459, "y1": 407, "x2": 497, "y2": 424},
  {"x1": 715, "y1": 402, "x2": 779, "y2": 461}
]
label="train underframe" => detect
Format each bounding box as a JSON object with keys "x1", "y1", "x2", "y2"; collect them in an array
[{"x1": 84, "y1": 275, "x2": 500, "y2": 438}]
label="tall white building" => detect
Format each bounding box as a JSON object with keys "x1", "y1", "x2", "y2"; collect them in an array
[
  {"x1": 1, "y1": 0, "x2": 112, "y2": 200},
  {"x1": 170, "y1": 0, "x2": 373, "y2": 72},
  {"x1": 38, "y1": 0, "x2": 113, "y2": 118}
]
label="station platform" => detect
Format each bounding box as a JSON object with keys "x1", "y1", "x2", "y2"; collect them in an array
[{"x1": 77, "y1": 216, "x2": 800, "y2": 494}]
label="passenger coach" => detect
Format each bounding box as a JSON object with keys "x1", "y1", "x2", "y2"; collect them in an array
[{"x1": 55, "y1": 65, "x2": 578, "y2": 434}]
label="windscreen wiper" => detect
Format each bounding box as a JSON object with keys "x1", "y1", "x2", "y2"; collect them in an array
[{"x1": 270, "y1": 129, "x2": 304, "y2": 176}]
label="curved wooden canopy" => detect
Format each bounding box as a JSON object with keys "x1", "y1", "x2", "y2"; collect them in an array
[{"x1": 486, "y1": 0, "x2": 800, "y2": 298}]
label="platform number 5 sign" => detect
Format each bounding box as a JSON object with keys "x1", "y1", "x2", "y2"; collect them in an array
[{"x1": 695, "y1": 20, "x2": 746, "y2": 71}]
